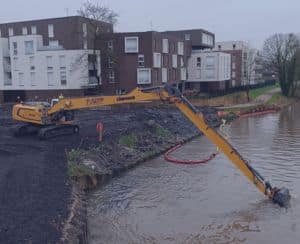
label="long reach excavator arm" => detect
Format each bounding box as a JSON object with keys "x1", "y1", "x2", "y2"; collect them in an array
[{"x1": 12, "y1": 85, "x2": 290, "y2": 207}]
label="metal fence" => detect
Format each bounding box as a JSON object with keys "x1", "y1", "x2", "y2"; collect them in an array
[{"x1": 204, "y1": 80, "x2": 276, "y2": 98}]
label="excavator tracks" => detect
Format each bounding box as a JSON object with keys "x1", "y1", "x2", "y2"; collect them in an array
[
  {"x1": 13, "y1": 124, "x2": 40, "y2": 137},
  {"x1": 38, "y1": 124, "x2": 79, "y2": 140}
]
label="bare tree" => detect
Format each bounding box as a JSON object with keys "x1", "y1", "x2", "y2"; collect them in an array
[
  {"x1": 243, "y1": 48, "x2": 257, "y2": 101},
  {"x1": 78, "y1": 1, "x2": 118, "y2": 25},
  {"x1": 262, "y1": 33, "x2": 300, "y2": 96},
  {"x1": 77, "y1": 1, "x2": 119, "y2": 87}
]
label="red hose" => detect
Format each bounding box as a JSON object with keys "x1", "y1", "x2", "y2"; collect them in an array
[{"x1": 164, "y1": 143, "x2": 218, "y2": 165}]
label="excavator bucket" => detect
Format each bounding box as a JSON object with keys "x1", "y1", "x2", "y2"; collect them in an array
[{"x1": 272, "y1": 187, "x2": 290, "y2": 207}]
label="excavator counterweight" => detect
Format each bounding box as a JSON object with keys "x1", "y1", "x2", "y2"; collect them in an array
[{"x1": 11, "y1": 84, "x2": 290, "y2": 207}]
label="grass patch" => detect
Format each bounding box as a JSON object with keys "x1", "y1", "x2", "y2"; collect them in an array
[
  {"x1": 266, "y1": 92, "x2": 282, "y2": 105},
  {"x1": 67, "y1": 149, "x2": 95, "y2": 177},
  {"x1": 155, "y1": 126, "x2": 171, "y2": 138},
  {"x1": 249, "y1": 84, "x2": 278, "y2": 100},
  {"x1": 119, "y1": 134, "x2": 137, "y2": 148}
]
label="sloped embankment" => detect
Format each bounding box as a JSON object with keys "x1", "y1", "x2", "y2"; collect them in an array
[{"x1": 67, "y1": 105, "x2": 220, "y2": 191}]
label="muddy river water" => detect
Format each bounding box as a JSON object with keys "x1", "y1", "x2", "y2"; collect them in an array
[{"x1": 88, "y1": 103, "x2": 300, "y2": 244}]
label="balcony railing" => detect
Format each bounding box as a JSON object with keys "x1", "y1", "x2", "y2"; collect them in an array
[{"x1": 37, "y1": 45, "x2": 64, "y2": 51}]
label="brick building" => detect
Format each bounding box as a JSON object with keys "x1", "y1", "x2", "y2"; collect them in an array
[{"x1": 98, "y1": 31, "x2": 190, "y2": 94}]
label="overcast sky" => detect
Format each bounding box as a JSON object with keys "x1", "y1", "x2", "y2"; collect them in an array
[{"x1": 1, "y1": 0, "x2": 299, "y2": 48}]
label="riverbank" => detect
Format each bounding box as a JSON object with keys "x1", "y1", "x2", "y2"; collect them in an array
[
  {"x1": 66, "y1": 105, "x2": 220, "y2": 243},
  {"x1": 87, "y1": 102, "x2": 300, "y2": 244}
]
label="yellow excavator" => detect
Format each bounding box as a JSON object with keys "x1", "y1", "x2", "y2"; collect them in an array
[{"x1": 12, "y1": 84, "x2": 290, "y2": 207}]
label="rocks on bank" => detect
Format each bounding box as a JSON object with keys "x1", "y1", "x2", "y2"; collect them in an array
[{"x1": 67, "y1": 105, "x2": 220, "y2": 190}]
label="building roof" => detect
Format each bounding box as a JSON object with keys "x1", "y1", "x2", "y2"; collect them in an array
[{"x1": 0, "y1": 15, "x2": 110, "y2": 26}]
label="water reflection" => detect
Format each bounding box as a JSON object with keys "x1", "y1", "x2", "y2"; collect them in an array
[{"x1": 88, "y1": 103, "x2": 300, "y2": 244}]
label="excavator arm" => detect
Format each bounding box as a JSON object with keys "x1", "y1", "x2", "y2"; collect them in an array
[{"x1": 12, "y1": 84, "x2": 290, "y2": 207}]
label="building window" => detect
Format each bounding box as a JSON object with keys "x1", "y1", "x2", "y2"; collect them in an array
[
  {"x1": 181, "y1": 67, "x2": 187, "y2": 81},
  {"x1": 232, "y1": 79, "x2": 236, "y2": 87},
  {"x1": 108, "y1": 56, "x2": 113, "y2": 68},
  {"x1": 172, "y1": 54, "x2": 177, "y2": 68},
  {"x1": 18, "y1": 73, "x2": 24, "y2": 86},
  {"x1": 8, "y1": 27, "x2": 14, "y2": 36},
  {"x1": 125, "y1": 36, "x2": 139, "y2": 53},
  {"x1": 13, "y1": 42, "x2": 17, "y2": 55},
  {"x1": 60, "y1": 71, "x2": 67, "y2": 86},
  {"x1": 202, "y1": 33, "x2": 214, "y2": 46},
  {"x1": 233, "y1": 44, "x2": 236, "y2": 49},
  {"x1": 25, "y1": 41, "x2": 34, "y2": 54},
  {"x1": 232, "y1": 62, "x2": 236, "y2": 69},
  {"x1": 205, "y1": 56, "x2": 215, "y2": 68},
  {"x1": 137, "y1": 68, "x2": 151, "y2": 84},
  {"x1": 13, "y1": 57, "x2": 18, "y2": 71},
  {"x1": 205, "y1": 69, "x2": 214, "y2": 79},
  {"x1": 29, "y1": 56, "x2": 35, "y2": 70},
  {"x1": 47, "y1": 72, "x2": 54, "y2": 86},
  {"x1": 196, "y1": 57, "x2": 201, "y2": 67},
  {"x1": 22, "y1": 27, "x2": 28, "y2": 35},
  {"x1": 46, "y1": 56, "x2": 53, "y2": 70},
  {"x1": 49, "y1": 40, "x2": 59, "y2": 47},
  {"x1": 108, "y1": 40, "x2": 113, "y2": 50},
  {"x1": 185, "y1": 34, "x2": 191, "y2": 41},
  {"x1": 153, "y1": 52, "x2": 161, "y2": 68},
  {"x1": 82, "y1": 23, "x2": 87, "y2": 37},
  {"x1": 196, "y1": 69, "x2": 201, "y2": 79},
  {"x1": 162, "y1": 68, "x2": 168, "y2": 83},
  {"x1": 218, "y1": 45, "x2": 221, "y2": 50},
  {"x1": 48, "y1": 24, "x2": 54, "y2": 38},
  {"x1": 178, "y1": 42, "x2": 184, "y2": 55},
  {"x1": 83, "y1": 40, "x2": 88, "y2": 49},
  {"x1": 180, "y1": 57, "x2": 184, "y2": 67},
  {"x1": 31, "y1": 26, "x2": 37, "y2": 34},
  {"x1": 138, "y1": 54, "x2": 145, "y2": 67},
  {"x1": 108, "y1": 70, "x2": 115, "y2": 83},
  {"x1": 162, "y1": 39, "x2": 169, "y2": 53},
  {"x1": 30, "y1": 72, "x2": 36, "y2": 86},
  {"x1": 232, "y1": 71, "x2": 236, "y2": 78},
  {"x1": 59, "y1": 55, "x2": 66, "y2": 69}
]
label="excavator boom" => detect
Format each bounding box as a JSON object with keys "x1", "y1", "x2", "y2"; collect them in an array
[{"x1": 12, "y1": 84, "x2": 290, "y2": 207}]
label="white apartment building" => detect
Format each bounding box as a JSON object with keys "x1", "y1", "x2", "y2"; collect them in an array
[
  {"x1": 0, "y1": 34, "x2": 100, "y2": 93},
  {"x1": 186, "y1": 50, "x2": 231, "y2": 92},
  {"x1": 214, "y1": 41, "x2": 263, "y2": 86},
  {"x1": 0, "y1": 16, "x2": 112, "y2": 102}
]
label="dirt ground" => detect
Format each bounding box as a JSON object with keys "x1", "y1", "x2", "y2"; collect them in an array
[{"x1": 0, "y1": 104, "x2": 219, "y2": 243}]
